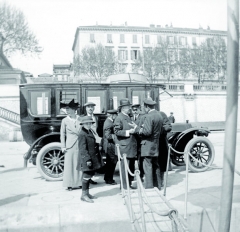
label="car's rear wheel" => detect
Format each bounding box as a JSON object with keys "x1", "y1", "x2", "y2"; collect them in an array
[
  {"x1": 36, "y1": 142, "x2": 64, "y2": 181},
  {"x1": 184, "y1": 137, "x2": 215, "y2": 172},
  {"x1": 171, "y1": 152, "x2": 185, "y2": 166}
]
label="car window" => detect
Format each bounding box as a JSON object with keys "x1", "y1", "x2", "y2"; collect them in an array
[
  {"x1": 29, "y1": 90, "x2": 50, "y2": 116},
  {"x1": 86, "y1": 90, "x2": 106, "y2": 113},
  {"x1": 57, "y1": 89, "x2": 80, "y2": 115}
]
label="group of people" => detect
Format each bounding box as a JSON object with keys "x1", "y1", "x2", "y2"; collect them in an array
[
  {"x1": 60, "y1": 97, "x2": 173, "y2": 204},
  {"x1": 114, "y1": 98, "x2": 173, "y2": 190}
]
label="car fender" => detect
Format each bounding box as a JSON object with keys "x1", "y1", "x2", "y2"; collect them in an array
[
  {"x1": 24, "y1": 132, "x2": 60, "y2": 163},
  {"x1": 171, "y1": 127, "x2": 210, "y2": 152}
]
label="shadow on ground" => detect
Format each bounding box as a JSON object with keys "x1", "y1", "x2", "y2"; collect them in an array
[
  {"x1": 0, "y1": 193, "x2": 38, "y2": 206},
  {"x1": 0, "y1": 167, "x2": 35, "y2": 174},
  {"x1": 171, "y1": 185, "x2": 240, "y2": 210},
  {"x1": 94, "y1": 187, "x2": 120, "y2": 198}
]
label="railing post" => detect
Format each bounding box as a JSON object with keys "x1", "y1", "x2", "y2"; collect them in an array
[
  {"x1": 184, "y1": 152, "x2": 189, "y2": 220},
  {"x1": 163, "y1": 145, "x2": 171, "y2": 196}
]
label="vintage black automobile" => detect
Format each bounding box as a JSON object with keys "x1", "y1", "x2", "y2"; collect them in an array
[{"x1": 20, "y1": 81, "x2": 214, "y2": 181}]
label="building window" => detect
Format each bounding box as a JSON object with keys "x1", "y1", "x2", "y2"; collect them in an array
[
  {"x1": 179, "y1": 37, "x2": 187, "y2": 45},
  {"x1": 107, "y1": 34, "x2": 112, "y2": 43},
  {"x1": 145, "y1": 35, "x2": 150, "y2": 44},
  {"x1": 118, "y1": 50, "x2": 128, "y2": 61},
  {"x1": 131, "y1": 50, "x2": 139, "y2": 60},
  {"x1": 90, "y1": 34, "x2": 95, "y2": 43},
  {"x1": 157, "y1": 35, "x2": 162, "y2": 44},
  {"x1": 120, "y1": 34, "x2": 125, "y2": 43},
  {"x1": 133, "y1": 34, "x2": 137, "y2": 43},
  {"x1": 168, "y1": 36, "x2": 174, "y2": 45},
  {"x1": 192, "y1": 37, "x2": 197, "y2": 46}
]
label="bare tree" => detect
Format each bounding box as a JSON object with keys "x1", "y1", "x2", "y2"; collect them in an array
[
  {"x1": 73, "y1": 44, "x2": 118, "y2": 83},
  {"x1": 0, "y1": 2, "x2": 40, "y2": 56}
]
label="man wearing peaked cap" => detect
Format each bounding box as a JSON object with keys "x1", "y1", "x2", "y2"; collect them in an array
[
  {"x1": 102, "y1": 109, "x2": 118, "y2": 185},
  {"x1": 83, "y1": 101, "x2": 99, "y2": 185},
  {"x1": 143, "y1": 98, "x2": 156, "y2": 106},
  {"x1": 84, "y1": 102, "x2": 96, "y2": 107},
  {"x1": 138, "y1": 97, "x2": 163, "y2": 190}
]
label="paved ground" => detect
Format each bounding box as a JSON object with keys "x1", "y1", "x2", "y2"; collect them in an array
[{"x1": 0, "y1": 131, "x2": 239, "y2": 231}]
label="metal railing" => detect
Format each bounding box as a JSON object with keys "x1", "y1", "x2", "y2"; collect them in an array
[
  {"x1": 0, "y1": 106, "x2": 20, "y2": 125},
  {"x1": 116, "y1": 144, "x2": 188, "y2": 232},
  {"x1": 164, "y1": 145, "x2": 240, "y2": 220}
]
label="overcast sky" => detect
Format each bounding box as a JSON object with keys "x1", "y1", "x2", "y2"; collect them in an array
[{"x1": 1, "y1": 0, "x2": 228, "y2": 76}]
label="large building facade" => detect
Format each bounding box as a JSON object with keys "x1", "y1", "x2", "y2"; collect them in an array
[{"x1": 72, "y1": 24, "x2": 227, "y2": 79}]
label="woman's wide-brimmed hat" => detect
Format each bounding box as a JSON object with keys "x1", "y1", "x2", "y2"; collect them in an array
[
  {"x1": 119, "y1": 98, "x2": 132, "y2": 107},
  {"x1": 80, "y1": 116, "x2": 95, "y2": 125},
  {"x1": 60, "y1": 99, "x2": 80, "y2": 109}
]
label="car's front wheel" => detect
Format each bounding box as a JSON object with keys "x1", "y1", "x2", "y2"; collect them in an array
[
  {"x1": 184, "y1": 137, "x2": 215, "y2": 172},
  {"x1": 36, "y1": 142, "x2": 64, "y2": 181}
]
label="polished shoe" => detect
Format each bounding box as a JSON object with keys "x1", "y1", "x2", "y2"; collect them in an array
[
  {"x1": 105, "y1": 180, "x2": 117, "y2": 185},
  {"x1": 67, "y1": 187, "x2": 73, "y2": 191},
  {"x1": 89, "y1": 179, "x2": 97, "y2": 185},
  {"x1": 130, "y1": 185, "x2": 137, "y2": 189}
]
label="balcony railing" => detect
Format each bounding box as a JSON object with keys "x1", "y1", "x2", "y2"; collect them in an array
[
  {"x1": 165, "y1": 84, "x2": 185, "y2": 91},
  {"x1": 193, "y1": 84, "x2": 227, "y2": 91},
  {"x1": 164, "y1": 83, "x2": 240, "y2": 92},
  {"x1": 0, "y1": 107, "x2": 20, "y2": 125}
]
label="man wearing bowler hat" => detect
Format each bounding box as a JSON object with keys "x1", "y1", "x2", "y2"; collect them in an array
[
  {"x1": 102, "y1": 109, "x2": 118, "y2": 185},
  {"x1": 139, "y1": 97, "x2": 163, "y2": 190},
  {"x1": 114, "y1": 98, "x2": 138, "y2": 189}
]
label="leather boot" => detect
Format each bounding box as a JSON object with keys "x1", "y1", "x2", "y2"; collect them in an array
[
  {"x1": 81, "y1": 179, "x2": 94, "y2": 203},
  {"x1": 160, "y1": 172, "x2": 165, "y2": 187},
  {"x1": 86, "y1": 180, "x2": 97, "y2": 199}
]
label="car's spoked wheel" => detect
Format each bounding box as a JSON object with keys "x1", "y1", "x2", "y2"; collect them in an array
[
  {"x1": 36, "y1": 142, "x2": 64, "y2": 181},
  {"x1": 184, "y1": 137, "x2": 215, "y2": 172}
]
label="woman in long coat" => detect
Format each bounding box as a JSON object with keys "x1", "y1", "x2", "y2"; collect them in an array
[
  {"x1": 60, "y1": 99, "x2": 82, "y2": 191},
  {"x1": 76, "y1": 116, "x2": 103, "y2": 203}
]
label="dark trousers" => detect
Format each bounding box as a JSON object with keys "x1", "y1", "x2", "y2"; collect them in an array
[
  {"x1": 138, "y1": 155, "x2": 144, "y2": 179},
  {"x1": 143, "y1": 157, "x2": 161, "y2": 189},
  {"x1": 104, "y1": 154, "x2": 118, "y2": 182},
  {"x1": 83, "y1": 171, "x2": 95, "y2": 179},
  {"x1": 120, "y1": 157, "x2": 135, "y2": 189}
]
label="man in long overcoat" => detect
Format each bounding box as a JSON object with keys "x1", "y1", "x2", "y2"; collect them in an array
[
  {"x1": 139, "y1": 98, "x2": 163, "y2": 190},
  {"x1": 159, "y1": 111, "x2": 172, "y2": 187},
  {"x1": 114, "y1": 98, "x2": 138, "y2": 189},
  {"x1": 103, "y1": 109, "x2": 118, "y2": 185},
  {"x1": 131, "y1": 104, "x2": 145, "y2": 181}
]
